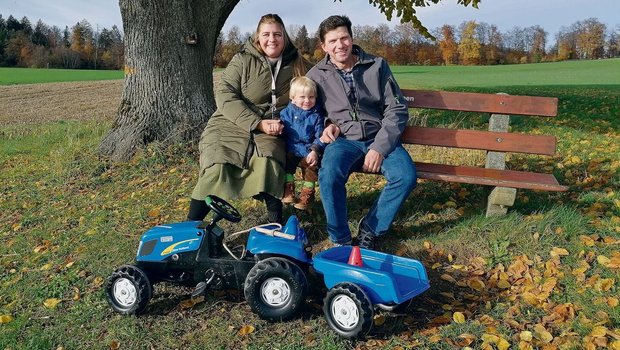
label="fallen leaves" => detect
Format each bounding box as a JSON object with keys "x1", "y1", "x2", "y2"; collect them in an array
[
  {"x1": 0, "y1": 314, "x2": 14, "y2": 324},
  {"x1": 418, "y1": 225, "x2": 620, "y2": 348},
  {"x1": 238, "y1": 325, "x2": 255, "y2": 336},
  {"x1": 452, "y1": 311, "x2": 465, "y2": 323},
  {"x1": 43, "y1": 298, "x2": 61, "y2": 309}
]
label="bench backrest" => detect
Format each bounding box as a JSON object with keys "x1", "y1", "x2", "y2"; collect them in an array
[
  {"x1": 399, "y1": 89, "x2": 559, "y2": 156},
  {"x1": 401, "y1": 89, "x2": 558, "y2": 116}
]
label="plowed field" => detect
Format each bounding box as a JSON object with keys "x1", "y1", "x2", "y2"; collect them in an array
[{"x1": 0, "y1": 80, "x2": 122, "y2": 126}]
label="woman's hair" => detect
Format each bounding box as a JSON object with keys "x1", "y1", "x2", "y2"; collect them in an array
[
  {"x1": 253, "y1": 14, "x2": 307, "y2": 77},
  {"x1": 289, "y1": 76, "x2": 317, "y2": 99},
  {"x1": 318, "y1": 15, "x2": 353, "y2": 42}
]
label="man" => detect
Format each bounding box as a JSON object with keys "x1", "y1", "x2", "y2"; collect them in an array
[{"x1": 307, "y1": 15, "x2": 417, "y2": 250}]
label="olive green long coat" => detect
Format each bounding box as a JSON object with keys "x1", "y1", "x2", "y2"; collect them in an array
[{"x1": 197, "y1": 37, "x2": 301, "y2": 174}]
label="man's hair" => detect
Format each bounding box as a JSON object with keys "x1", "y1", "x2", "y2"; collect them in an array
[
  {"x1": 289, "y1": 76, "x2": 317, "y2": 99},
  {"x1": 318, "y1": 15, "x2": 353, "y2": 42}
]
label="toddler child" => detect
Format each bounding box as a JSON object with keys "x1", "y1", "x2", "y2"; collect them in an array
[{"x1": 280, "y1": 76, "x2": 325, "y2": 209}]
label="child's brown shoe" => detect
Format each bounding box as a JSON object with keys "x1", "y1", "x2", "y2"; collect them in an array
[
  {"x1": 282, "y1": 182, "x2": 296, "y2": 204},
  {"x1": 294, "y1": 187, "x2": 315, "y2": 210}
]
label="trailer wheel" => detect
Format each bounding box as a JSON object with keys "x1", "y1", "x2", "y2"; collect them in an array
[
  {"x1": 323, "y1": 283, "x2": 373, "y2": 339},
  {"x1": 105, "y1": 264, "x2": 152, "y2": 315},
  {"x1": 244, "y1": 257, "x2": 308, "y2": 321}
]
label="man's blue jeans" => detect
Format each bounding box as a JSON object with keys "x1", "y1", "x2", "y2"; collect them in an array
[{"x1": 319, "y1": 138, "x2": 417, "y2": 244}]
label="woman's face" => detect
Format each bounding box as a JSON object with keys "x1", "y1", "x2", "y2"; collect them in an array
[{"x1": 258, "y1": 22, "x2": 285, "y2": 58}]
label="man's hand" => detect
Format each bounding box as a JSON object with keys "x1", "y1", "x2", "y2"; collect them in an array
[
  {"x1": 320, "y1": 124, "x2": 340, "y2": 143},
  {"x1": 306, "y1": 150, "x2": 319, "y2": 167},
  {"x1": 257, "y1": 120, "x2": 283, "y2": 135},
  {"x1": 362, "y1": 149, "x2": 383, "y2": 173}
]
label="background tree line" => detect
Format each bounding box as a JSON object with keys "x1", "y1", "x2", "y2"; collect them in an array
[
  {"x1": 217, "y1": 17, "x2": 619, "y2": 67},
  {"x1": 1, "y1": 13, "x2": 617, "y2": 70},
  {"x1": 0, "y1": 14, "x2": 123, "y2": 69}
]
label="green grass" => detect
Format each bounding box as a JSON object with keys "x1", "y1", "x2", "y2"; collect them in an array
[
  {"x1": 1, "y1": 60, "x2": 620, "y2": 349},
  {"x1": 0, "y1": 67, "x2": 123, "y2": 85},
  {"x1": 392, "y1": 58, "x2": 620, "y2": 89}
]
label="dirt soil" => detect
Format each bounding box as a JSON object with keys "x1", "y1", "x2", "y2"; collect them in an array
[{"x1": 0, "y1": 80, "x2": 123, "y2": 126}]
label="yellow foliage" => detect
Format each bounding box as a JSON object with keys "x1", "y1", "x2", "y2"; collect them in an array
[
  {"x1": 238, "y1": 325, "x2": 255, "y2": 336},
  {"x1": 453, "y1": 312, "x2": 465, "y2": 323},
  {"x1": 43, "y1": 298, "x2": 61, "y2": 309},
  {"x1": 550, "y1": 247, "x2": 569, "y2": 257},
  {"x1": 519, "y1": 330, "x2": 533, "y2": 341},
  {"x1": 467, "y1": 278, "x2": 485, "y2": 291},
  {"x1": 0, "y1": 315, "x2": 13, "y2": 324}
]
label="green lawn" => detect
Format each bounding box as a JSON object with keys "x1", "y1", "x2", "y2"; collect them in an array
[
  {"x1": 392, "y1": 58, "x2": 620, "y2": 89},
  {"x1": 0, "y1": 67, "x2": 123, "y2": 85},
  {"x1": 1, "y1": 60, "x2": 619, "y2": 349}
]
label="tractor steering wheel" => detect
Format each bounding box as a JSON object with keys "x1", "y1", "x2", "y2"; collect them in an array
[{"x1": 205, "y1": 195, "x2": 242, "y2": 223}]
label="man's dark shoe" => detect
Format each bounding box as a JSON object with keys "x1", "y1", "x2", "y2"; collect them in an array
[{"x1": 357, "y1": 219, "x2": 376, "y2": 250}]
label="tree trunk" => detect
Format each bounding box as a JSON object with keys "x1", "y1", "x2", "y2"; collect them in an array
[{"x1": 99, "y1": 0, "x2": 239, "y2": 161}]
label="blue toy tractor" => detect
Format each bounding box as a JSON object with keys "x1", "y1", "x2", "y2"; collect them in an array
[{"x1": 105, "y1": 195, "x2": 312, "y2": 321}]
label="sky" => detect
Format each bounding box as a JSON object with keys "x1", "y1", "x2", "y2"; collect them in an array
[{"x1": 2, "y1": 0, "x2": 619, "y2": 38}]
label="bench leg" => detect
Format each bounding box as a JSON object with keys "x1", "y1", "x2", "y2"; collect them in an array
[{"x1": 486, "y1": 187, "x2": 516, "y2": 217}]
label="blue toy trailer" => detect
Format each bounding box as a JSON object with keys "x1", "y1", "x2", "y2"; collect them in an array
[{"x1": 313, "y1": 246, "x2": 430, "y2": 338}]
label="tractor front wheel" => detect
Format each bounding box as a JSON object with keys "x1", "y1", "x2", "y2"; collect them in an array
[{"x1": 105, "y1": 264, "x2": 152, "y2": 315}]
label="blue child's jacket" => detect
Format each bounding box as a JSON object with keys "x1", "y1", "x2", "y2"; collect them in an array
[{"x1": 280, "y1": 102, "x2": 326, "y2": 157}]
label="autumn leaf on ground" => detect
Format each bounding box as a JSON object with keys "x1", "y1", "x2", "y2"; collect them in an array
[
  {"x1": 238, "y1": 325, "x2": 255, "y2": 336},
  {"x1": 453, "y1": 311, "x2": 466, "y2": 323},
  {"x1": 440, "y1": 274, "x2": 457, "y2": 283},
  {"x1": 374, "y1": 314, "x2": 386, "y2": 326},
  {"x1": 550, "y1": 247, "x2": 569, "y2": 258},
  {"x1": 533, "y1": 324, "x2": 553, "y2": 343},
  {"x1": 180, "y1": 295, "x2": 204, "y2": 309},
  {"x1": 43, "y1": 298, "x2": 61, "y2": 309},
  {"x1": 0, "y1": 315, "x2": 14, "y2": 324},
  {"x1": 148, "y1": 207, "x2": 161, "y2": 217}
]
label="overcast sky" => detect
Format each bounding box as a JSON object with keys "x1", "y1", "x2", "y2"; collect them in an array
[{"x1": 2, "y1": 0, "x2": 619, "y2": 38}]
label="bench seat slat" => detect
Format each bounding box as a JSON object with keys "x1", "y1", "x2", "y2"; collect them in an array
[
  {"x1": 402, "y1": 89, "x2": 558, "y2": 117},
  {"x1": 415, "y1": 162, "x2": 568, "y2": 192},
  {"x1": 401, "y1": 127, "x2": 557, "y2": 155}
]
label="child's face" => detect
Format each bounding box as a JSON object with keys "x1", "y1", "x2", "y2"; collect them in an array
[{"x1": 292, "y1": 88, "x2": 316, "y2": 111}]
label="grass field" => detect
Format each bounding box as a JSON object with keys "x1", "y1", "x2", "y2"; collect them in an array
[
  {"x1": 392, "y1": 58, "x2": 620, "y2": 89},
  {"x1": 0, "y1": 67, "x2": 123, "y2": 85},
  {"x1": 1, "y1": 60, "x2": 619, "y2": 349}
]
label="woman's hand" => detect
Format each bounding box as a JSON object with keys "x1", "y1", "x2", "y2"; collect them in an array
[
  {"x1": 257, "y1": 120, "x2": 283, "y2": 135},
  {"x1": 320, "y1": 124, "x2": 340, "y2": 143},
  {"x1": 306, "y1": 151, "x2": 318, "y2": 167}
]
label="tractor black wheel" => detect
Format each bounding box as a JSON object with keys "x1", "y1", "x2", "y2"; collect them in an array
[
  {"x1": 105, "y1": 264, "x2": 152, "y2": 315},
  {"x1": 244, "y1": 257, "x2": 308, "y2": 321},
  {"x1": 323, "y1": 283, "x2": 374, "y2": 339}
]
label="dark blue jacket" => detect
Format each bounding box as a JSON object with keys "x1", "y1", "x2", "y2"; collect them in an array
[{"x1": 280, "y1": 102, "x2": 326, "y2": 157}]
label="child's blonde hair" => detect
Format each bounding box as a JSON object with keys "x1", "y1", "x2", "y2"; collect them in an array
[{"x1": 289, "y1": 76, "x2": 317, "y2": 99}]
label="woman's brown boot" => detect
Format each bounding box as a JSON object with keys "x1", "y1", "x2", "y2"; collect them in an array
[
  {"x1": 294, "y1": 187, "x2": 315, "y2": 210},
  {"x1": 282, "y1": 182, "x2": 296, "y2": 204}
]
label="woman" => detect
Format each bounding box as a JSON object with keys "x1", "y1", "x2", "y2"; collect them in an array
[{"x1": 188, "y1": 14, "x2": 308, "y2": 224}]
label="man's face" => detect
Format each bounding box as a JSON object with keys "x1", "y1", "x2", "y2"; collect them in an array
[{"x1": 321, "y1": 26, "x2": 354, "y2": 69}]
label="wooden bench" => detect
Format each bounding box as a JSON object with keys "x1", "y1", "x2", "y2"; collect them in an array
[{"x1": 398, "y1": 89, "x2": 568, "y2": 216}]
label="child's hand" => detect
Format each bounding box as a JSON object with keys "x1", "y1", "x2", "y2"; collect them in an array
[{"x1": 306, "y1": 151, "x2": 318, "y2": 167}]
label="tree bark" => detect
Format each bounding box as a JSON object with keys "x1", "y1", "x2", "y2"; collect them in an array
[{"x1": 99, "y1": 0, "x2": 239, "y2": 161}]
